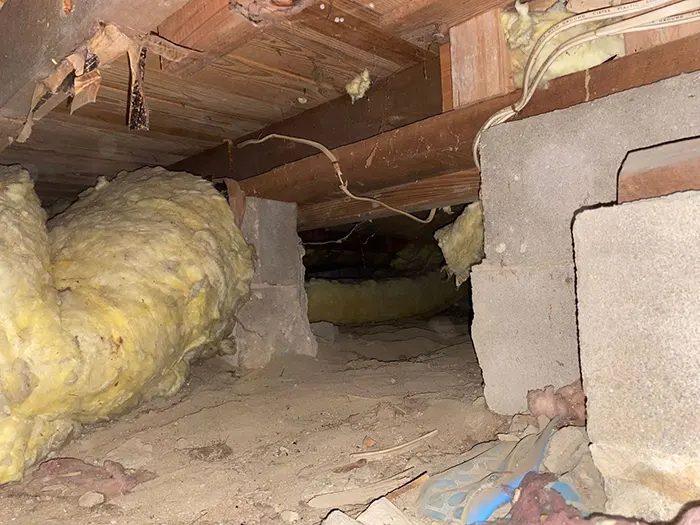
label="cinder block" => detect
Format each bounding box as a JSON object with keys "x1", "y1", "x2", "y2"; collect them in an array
[
  {"x1": 480, "y1": 73, "x2": 700, "y2": 267},
  {"x1": 234, "y1": 285, "x2": 317, "y2": 369},
  {"x1": 471, "y1": 262, "x2": 580, "y2": 414},
  {"x1": 241, "y1": 197, "x2": 304, "y2": 286},
  {"x1": 574, "y1": 191, "x2": 700, "y2": 521}
]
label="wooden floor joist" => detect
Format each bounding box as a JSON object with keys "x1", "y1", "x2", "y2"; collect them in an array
[{"x1": 239, "y1": 33, "x2": 700, "y2": 229}]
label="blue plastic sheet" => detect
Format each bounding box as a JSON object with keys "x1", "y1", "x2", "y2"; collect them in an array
[{"x1": 418, "y1": 417, "x2": 585, "y2": 524}]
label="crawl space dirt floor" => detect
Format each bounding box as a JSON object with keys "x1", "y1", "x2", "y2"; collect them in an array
[{"x1": 0, "y1": 316, "x2": 505, "y2": 525}]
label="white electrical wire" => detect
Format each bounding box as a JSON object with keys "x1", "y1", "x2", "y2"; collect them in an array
[{"x1": 472, "y1": 0, "x2": 700, "y2": 169}]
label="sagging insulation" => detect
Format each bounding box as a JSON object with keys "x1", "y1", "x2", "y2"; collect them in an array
[
  {"x1": 434, "y1": 201, "x2": 484, "y2": 287},
  {"x1": 501, "y1": 1, "x2": 624, "y2": 88},
  {"x1": 0, "y1": 166, "x2": 253, "y2": 483},
  {"x1": 306, "y1": 272, "x2": 460, "y2": 325}
]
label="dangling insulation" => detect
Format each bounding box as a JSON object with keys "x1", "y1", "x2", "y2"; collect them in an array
[
  {"x1": 434, "y1": 201, "x2": 484, "y2": 287},
  {"x1": 306, "y1": 272, "x2": 460, "y2": 325},
  {"x1": 501, "y1": 1, "x2": 624, "y2": 88},
  {"x1": 0, "y1": 166, "x2": 253, "y2": 483}
]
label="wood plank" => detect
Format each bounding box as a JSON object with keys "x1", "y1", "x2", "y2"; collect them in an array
[
  {"x1": 298, "y1": 169, "x2": 479, "y2": 230},
  {"x1": 618, "y1": 137, "x2": 700, "y2": 203},
  {"x1": 239, "y1": 33, "x2": 700, "y2": 206},
  {"x1": 157, "y1": 0, "x2": 314, "y2": 76},
  {"x1": 0, "y1": 0, "x2": 190, "y2": 118},
  {"x1": 449, "y1": 8, "x2": 513, "y2": 108},
  {"x1": 624, "y1": 21, "x2": 700, "y2": 54},
  {"x1": 203, "y1": 56, "x2": 442, "y2": 179},
  {"x1": 440, "y1": 43, "x2": 453, "y2": 112}
]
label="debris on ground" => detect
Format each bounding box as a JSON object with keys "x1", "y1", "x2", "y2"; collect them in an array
[
  {"x1": 77, "y1": 491, "x2": 105, "y2": 508},
  {"x1": 321, "y1": 497, "x2": 417, "y2": 524},
  {"x1": 8, "y1": 458, "x2": 155, "y2": 500},
  {"x1": 419, "y1": 417, "x2": 561, "y2": 523},
  {"x1": 307, "y1": 468, "x2": 416, "y2": 508},
  {"x1": 527, "y1": 381, "x2": 586, "y2": 425}
]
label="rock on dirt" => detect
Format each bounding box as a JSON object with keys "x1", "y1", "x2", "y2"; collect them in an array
[
  {"x1": 280, "y1": 509, "x2": 300, "y2": 523},
  {"x1": 78, "y1": 491, "x2": 105, "y2": 508}
]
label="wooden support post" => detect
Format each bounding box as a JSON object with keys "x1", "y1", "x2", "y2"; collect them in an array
[
  {"x1": 618, "y1": 137, "x2": 700, "y2": 203},
  {"x1": 298, "y1": 169, "x2": 479, "y2": 230},
  {"x1": 448, "y1": 8, "x2": 513, "y2": 108}
]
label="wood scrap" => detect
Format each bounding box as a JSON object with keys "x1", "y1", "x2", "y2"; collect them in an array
[
  {"x1": 385, "y1": 472, "x2": 430, "y2": 503},
  {"x1": 350, "y1": 430, "x2": 438, "y2": 461},
  {"x1": 224, "y1": 178, "x2": 246, "y2": 228},
  {"x1": 332, "y1": 458, "x2": 367, "y2": 474},
  {"x1": 306, "y1": 468, "x2": 415, "y2": 509}
]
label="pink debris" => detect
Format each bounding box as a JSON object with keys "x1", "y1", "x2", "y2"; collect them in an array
[
  {"x1": 7, "y1": 457, "x2": 155, "y2": 500},
  {"x1": 494, "y1": 473, "x2": 700, "y2": 525},
  {"x1": 527, "y1": 381, "x2": 586, "y2": 425}
]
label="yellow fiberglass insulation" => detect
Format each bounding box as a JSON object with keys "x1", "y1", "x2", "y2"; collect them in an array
[
  {"x1": 501, "y1": 1, "x2": 625, "y2": 88},
  {"x1": 306, "y1": 271, "x2": 460, "y2": 326},
  {"x1": 0, "y1": 166, "x2": 253, "y2": 483},
  {"x1": 434, "y1": 201, "x2": 484, "y2": 287}
]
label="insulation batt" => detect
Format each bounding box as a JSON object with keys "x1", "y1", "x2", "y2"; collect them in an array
[
  {"x1": 0, "y1": 166, "x2": 253, "y2": 483},
  {"x1": 434, "y1": 201, "x2": 484, "y2": 287},
  {"x1": 501, "y1": 1, "x2": 625, "y2": 88},
  {"x1": 306, "y1": 272, "x2": 460, "y2": 325}
]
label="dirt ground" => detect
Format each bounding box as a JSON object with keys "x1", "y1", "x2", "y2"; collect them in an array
[{"x1": 0, "y1": 316, "x2": 507, "y2": 525}]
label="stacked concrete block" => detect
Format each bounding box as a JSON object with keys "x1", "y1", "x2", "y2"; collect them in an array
[
  {"x1": 233, "y1": 197, "x2": 317, "y2": 369},
  {"x1": 472, "y1": 74, "x2": 700, "y2": 414},
  {"x1": 574, "y1": 191, "x2": 700, "y2": 521}
]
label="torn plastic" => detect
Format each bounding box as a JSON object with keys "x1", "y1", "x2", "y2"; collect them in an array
[
  {"x1": 0, "y1": 166, "x2": 253, "y2": 483},
  {"x1": 418, "y1": 418, "x2": 589, "y2": 523}
]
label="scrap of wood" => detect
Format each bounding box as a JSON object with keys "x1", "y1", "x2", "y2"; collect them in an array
[
  {"x1": 332, "y1": 458, "x2": 368, "y2": 474},
  {"x1": 350, "y1": 429, "x2": 438, "y2": 461},
  {"x1": 306, "y1": 468, "x2": 415, "y2": 509},
  {"x1": 449, "y1": 8, "x2": 513, "y2": 109},
  {"x1": 618, "y1": 137, "x2": 700, "y2": 203},
  {"x1": 385, "y1": 472, "x2": 430, "y2": 503}
]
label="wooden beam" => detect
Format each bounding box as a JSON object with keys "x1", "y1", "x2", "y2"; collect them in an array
[
  {"x1": 449, "y1": 8, "x2": 513, "y2": 108},
  {"x1": 239, "y1": 33, "x2": 700, "y2": 207},
  {"x1": 168, "y1": 141, "x2": 233, "y2": 179},
  {"x1": 0, "y1": 0, "x2": 190, "y2": 119},
  {"x1": 618, "y1": 137, "x2": 700, "y2": 203},
  {"x1": 624, "y1": 20, "x2": 700, "y2": 54},
  {"x1": 157, "y1": 0, "x2": 314, "y2": 77},
  {"x1": 211, "y1": 56, "x2": 442, "y2": 179},
  {"x1": 298, "y1": 169, "x2": 479, "y2": 230}
]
